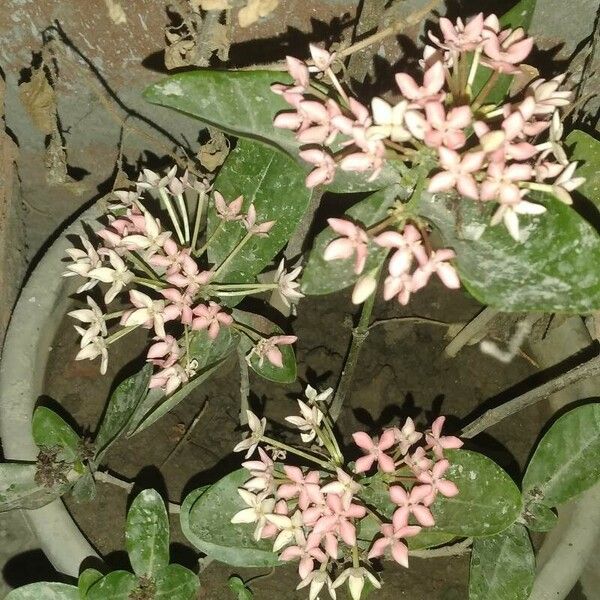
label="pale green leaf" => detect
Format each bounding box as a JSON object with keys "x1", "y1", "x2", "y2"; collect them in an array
[
  {"x1": 522, "y1": 403, "x2": 600, "y2": 506},
  {"x1": 6, "y1": 583, "x2": 79, "y2": 600},
  {"x1": 70, "y1": 470, "x2": 97, "y2": 503},
  {"x1": 180, "y1": 471, "x2": 280, "y2": 567},
  {"x1": 228, "y1": 576, "x2": 253, "y2": 600},
  {"x1": 566, "y1": 129, "x2": 600, "y2": 205},
  {"x1": 521, "y1": 501, "x2": 557, "y2": 532},
  {"x1": 86, "y1": 572, "x2": 138, "y2": 600},
  {"x1": 32, "y1": 407, "x2": 81, "y2": 463},
  {"x1": 469, "y1": 523, "x2": 535, "y2": 600},
  {"x1": 126, "y1": 489, "x2": 170, "y2": 577},
  {"x1": 78, "y1": 568, "x2": 103, "y2": 599},
  {"x1": 154, "y1": 564, "x2": 200, "y2": 600}
]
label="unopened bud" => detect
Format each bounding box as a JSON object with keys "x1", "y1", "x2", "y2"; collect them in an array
[
  {"x1": 480, "y1": 130, "x2": 506, "y2": 153},
  {"x1": 352, "y1": 274, "x2": 377, "y2": 304}
]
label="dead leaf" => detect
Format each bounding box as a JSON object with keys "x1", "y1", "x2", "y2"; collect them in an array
[
  {"x1": 510, "y1": 64, "x2": 539, "y2": 95},
  {"x1": 191, "y1": 0, "x2": 231, "y2": 9},
  {"x1": 198, "y1": 127, "x2": 229, "y2": 171},
  {"x1": 211, "y1": 22, "x2": 231, "y2": 61},
  {"x1": 238, "y1": 0, "x2": 279, "y2": 28},
  {"x1": 165, "y1": 31, "x2": 197, "y2": 69},
  {"x1": 104, "y1": 0, "x2": 127, "y2": 24},
  {"x1": 19, "y1": 68, "x2": 56, "y2": 135}
]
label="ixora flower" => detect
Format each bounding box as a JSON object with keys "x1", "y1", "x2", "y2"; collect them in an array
[
  {"x1": 243, "y1": 204, "x2": 276, "y2": 237},
  {"x1": 367, "y1": 97, "x2": 411, "y2": 142},
  {"x1": 75, "y1": 335, "x2": 108, "y2": 375},
  {"x1": 323, "y1": 219, "x2": 369, "y2": 275},
  {"x1": 352, "y1": 430, "x2": 396, "y2": 473},
  {"x1": 233, "y1": 410, "x2": 267, "y2": 458},
  {"x1": 63, "y1": 236, "x2": 103, "y2": 293},
  {"x1": 296, "y1": 569, "x2": 336, "y2": 600},
  {"x1": 285, "y1": 400, "x2": 325, "y2": 444},
  {"x1": 332, "y1": 567, "x2": 381, "y2": 600},
  {"x1": 230, "y1": 489, "x2": 276, "y2": 541},
  {"x1": 247, "y1": 335, "x2": 298, "y2": 368},
  {"x1": 214, "y1": 191, "x2": 244, "y2": 221},
  {"x1": 304, "y1": 384, "x2": 333, "y2": 406},
  {"x1": 367, "y1": 522, "x2": 422, "y2": 567},
  {"x1": 425, "y1": 416, "x2": 464, "y2": 459},
  {"x1": 68, "y1": 296, "x2": 107, "y2": 347},
  {"x1": 190, "y1": 302, "x2": 233, "y2": 339},
  {"x1": 274, "y1": 259, "x2": 304, "y2": 308},
  {"x1": 87, "y1": 249, "x2": 135, "y2": 304}
]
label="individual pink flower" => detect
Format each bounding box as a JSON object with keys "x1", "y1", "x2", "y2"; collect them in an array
[
  {"x1": 429, "y1": 13, "x2": 485, "y2": 52},
  {"x1": 161, "y1": 288, "x2": 193, "y2": 325},
  {"x1": 312, "y1": 493, "x2": 366, "y2": 546},
  {"x1": 331, "y1": 97, "x2": 371, "y2": 134},
  {"x1": 279, "y1": 536, "x2": 327, "y2": 580},
  {"x1": 374, "y1": 225, "x2": 427, "y2": 276},
  {"x1": 277, "y1": 467, "x2": 321, "y2": 510},
  {"x1": 243, "y1": 204, "x2": 276, "y2": 237},
  {"x1": 390, "y1": 484, "x2": 435, "y2": 527},
  {"x1": 122, "y1": 289, "x2": 170, "y2": 338},
  {"x1": 323, "y1": 218, "x2": 369, "y2": 275},
  {"x1": 341, "y1": 126, "x2": 386, "y2": 181},
  {"x1": 404, "y1": 447, "x2": 433, "y2": 476},
  {"x1": 166, "y1": 258, "x2": 213, "y2": 292},
  {"x1": 428, "y1": 147, "x2": 485, "y2": 199},
  {"x1": 191, "y1": 301, "x2": 233, "y2": 339},
  {"x1": 121, "y1": 211, "x2": 171, "y2": 257},
  {"x1": 382, "y1": 272, "x2": 415, "y2": 305},
  {"x1": 367, "y1": 98, "x2": 411, "y2": 142},
  {"x1": 320, "y1": 468, "x2": 362, "y2": 510},
  {"x1": 248, "y1": 335, "x2": 298, "y2": 368},
  {"x1": 474, "y1": 114, "x2": 537, "y2": 162},
  {"x1": 393, "y1": 417, "x2": 423, "y2": 455},
  {"x1": 367, "y1": 522, "x2": 421, "y2": 567},
  {"x1": 490, "y1": 196, "x2": 546, "y2": 242},
  {"x1": 395, "y1": 60, "x2": 446, "y2": 106},
  {"x1": 551, "y1": 161, "x2": 586, "y2": 205},
  {"x1": 149, "y1": 364, "x2": 189, "y2": 395},
  {"x1": 260, "y1": 499, "x2": 288, "y2": 539},
  {"x1": 480, "y1": 161, "x2": 533, "y2": 205},
  {"x1": 481, "y1": 25, "x2": 534, "y2": 73},
  {"x1": 425, "y1": 416, "x2": 464, "y2": 459},
  {"x1": 299, "y1": 149, "x2": 336, "y2": 188},
  {"x1": 148, "y1": 238, "x2": 190, "y2": 275},
  {"x1": 412, "y1": 249, "x2": 460, "y2": 291},
  {"x1": 417, "y1": 459, "x2": 459, "y2": 505},
  {"x1": 146, "y1": 335, "x2": 181, "y2": 368},
  {"x1": 214, "y1": 191, "x2": 244, "y2": 221},
  {"x1": 352, "y1": 429, "x2": 396, "y2": 473},
  {"x1": 527, "y1": 75, "x2": 572, "y2": 115},
  {"x1": 242, "y1": 447, "x2": 275, "y2": 493},
  {"x1": 405, "y1": 102, "x2": 471, "y2": 150},
  {"x1": 296, "y1": 99, "x2": 341, "y2": 145}
]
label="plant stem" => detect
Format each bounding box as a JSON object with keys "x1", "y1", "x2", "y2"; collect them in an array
[
  {"x1": 368, "y1": 316, "x2": 457, "y2": 331},
  {"x1": 191, "y1": 190, "x2": 206, "y2": 252},
  {"x1": 175, "y1": 193, "x2": 191, "y2": 243},
  {"x1": 158, "y1": 188, "x2": 185, "y2": 244},
  {"x1": 127, "y1": 251, "x2": 158, "y2": 280},
  {"x1": 466, "y1": 48, "x2": 482, "y2": 96},
  {"x1": 213, "y1": 231, "x2": 253, "y2": 279},
  {"x1": 238, "y1": 345, "x2": 250, "y2": 426},
  {"x1": 261, "y1": 436, "x2": 331, "y2": 469},
  {"x1": 409, "y1": 537, "x2": 472, "y2": 558},
  {"x1": 106, "y1": 325, "x2": 138, "y2": 345},
  {"x1": 195, "y1": 220, "x2": 224, "y2": 257},
  {"x1": 472, "y1": 71, "x2": 500, "y2": 111},
  {"x1": 338, "y1": 0, "x2": 441, "y2": 58},
  {"x1": 444, "y1": 307, "x2": 499, "y2": 357},
  {"x1": 462, "y1": 352, "x2": 600, "y2": 438},
  {"x1": 330, "y1": 282, "x2": 378, "y2": 421},
  {"x1": 133, "y1": 276, "x2": 166, "y2": 291}
]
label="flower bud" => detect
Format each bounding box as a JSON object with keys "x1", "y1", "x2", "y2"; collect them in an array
[{"x1": 352, "y1": 274, "x2": 377, "y2": 304}]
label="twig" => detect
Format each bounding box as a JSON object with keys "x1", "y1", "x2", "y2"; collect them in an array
[
  {"x1": 444, "y1": 307, "x2": 499, "y2": 358},
  {"x1": 368, "y1": 316, "x2": 458, "y2": 331},
  {"x1": 93, "y1": 470, "x2": 180, "y2": 513},
  {"x1": 338, "y1": 0, "x2": 442, "y2": 58},
  {"x1": 238, "y1": 345, "x2": 250, "y2": 426},
  {"x1": 409, "y1": 537, "x2": 472, "y2": 558},
  {"x1": 159, "y1": 400, "x2": 210, "y2": 468},
  {"x1": 462, "y1": 352, "x2": 600, "y2": 438}
]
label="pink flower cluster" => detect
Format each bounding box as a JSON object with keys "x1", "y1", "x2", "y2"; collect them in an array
[
  {"x1": 232, "y1": 399, "x2": 463, "y2": 600},
  {"x1": 324, "y1": 219, "x2": 459, "y2": 305},
  {"x1": 64, "y1": 166, "x2": 298, "y2": 392},
  {"x1": 274, "y1": 14, "x2": 584, "y2": 242}
]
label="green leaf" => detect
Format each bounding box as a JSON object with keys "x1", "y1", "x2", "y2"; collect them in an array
[
  {"x1": 521, "y1": 501, "x2": 557, "y2": 532},
  {"x1": 144, "y1": 71, "x2": 399, "y2": 194},
  {"x1": 233, "y1": 309, "x2": 297, "y2": 383},
  {"x1": 566, "y1": 129, "x2": 600, "y2": 205},
  {"x1": 86, "y1": 572, "x2": 138, "y2": 600},
  {"x1": 431, "y1": 450, "x2": 522, "y2": 537},
  {"x1": 94, "y1": 364, "x2": 152, "y2": 459},
  {"x1": 0, "y1": 463, "x2": 75, "y2": 512},
  {"x1": 6, "y1": 583, "x2": 79, "y2": 600},
  {"x1": 470, "y1": 0, "x2": 538, "y2": 105},
  {"x1": 301, "y1": 184, "x2": 406, "y2": 295},
  {"x1": 420, "y1": 192, "x2": 600, "y2": 312},
  {"x1": 228, "y1": 576, "x2": 254, "y2": 600},
  {"x1": 181, "y1": 470, "x2": 280, "y2": 567},
  {"x1": 522, "y1": 403, "x2": 600, "y2": 507},
  {"x1": 155, "y1": 564, "x2": 200, "y2": 600},
  {"x1": 32, "y1": 407, "x2": 81, "y2": 463},
  {"x1": 469, "y1": 523, "x2": 535, "y2": 600},
  {"x1": 70, "y1": 470, "x2": 97, "y2": 503},
  {"x1": 126, "y1": 489, "x2": 170, "y2": 577},
  {"x1": 207, "y1": 139, "x2": 311, "y2": 284},
  {"x1": 78, "y1": 569, "x2": 103, "y2": 599},
  {"x1": 188, "y1": 325, "x2": 236, "y2": 368},
  {"x1": 131, "y1": 359, "x2": 228, "y2": 434},
  {"x1": 326, "y1": 163, "x2": 404, "y2": 195}
]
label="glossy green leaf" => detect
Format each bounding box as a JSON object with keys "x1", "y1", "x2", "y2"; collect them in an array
[
  {"x1": 301, "y1": 184, "x2": 408, "y2": 295},
  {"x1": 181, "y1": 470, "x2": 280, "y2": 567},
  {"x1": 188, "y1": 325, "x2": 236, "y2": 369},
  {"x1": 5, "y1": 583, "x2": 79, "y2": 600},
  {"x1": 207, "y1": 139, "x2": 310, "y2": 284},
  {"x1": 228, "y1": 576, "x2": 254, "y2": 599},
  {"x1": 155, "y1": 564, "x2": 200, "y2": 600},
  {"x1": 78, "y1": 568, "x2": 103, "y2": 599},
  {"x1": 70, "y1": 470, "x2": 97, "y2": 503},
  {"x1": 522, "y1": 403, "x2": 600, "y2": 507},
  {"x1": 94, "y1": 364, "x2": 152, "y2": 459},
  {"x1": 126, "y1": 489, "x2": 170, "y2": 577},
  {"x1": 420, "y1": 191, "x2": 600, "y2": 312},
  {"x1": 432, "y1": 450, "x2": 522, "y2": 537},
  {"x1": 566, "y1": 129, "x2": 600, "y2": 205},
  {"x1": 32, "y1": 407, "x2": 81, "y2": 463},
  {"x1": 86, "y1": 572, "x2": 138, "y2": 600},
  {"x1": 521, "y1": 501, "x2": 557, "y2": 532},
  {"x1": 469, "y1": 523, "x2": 535, "y2": 600},
  {"x1": 233, "y1": 309, "x2": 297, "y2": 383},
  {"x1": 0, "y1": 463, "x2": 75, "y2": 512},
  {"x1": 470, "y1": 0, "x2": 538, "y2": 105}
]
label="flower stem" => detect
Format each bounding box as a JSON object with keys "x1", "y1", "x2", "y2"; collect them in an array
[
  {"x1": 133, "y1": 277, "x2": 166, "y2": 291},
  {"x1": 158, "y1": 188, "x2": 185, "y2": 244},
  {"x1": 326, "y1": 67, "x2": 350, "y2": 107},
  {"x1": 195, "y1": 220, "x2": 224, "y2": 257},
  {"x1": 106, "y1": 325, "x2": 139, "y2": 345},
  {"x1": 175, "y1": 193, "x2": 191, "y2": 243},
  {"x1": 466, "y1": 48, "x2": 482, "y2": 96},
  {"x1": 260, "y1": 436, "x2": 332, "y2": 469},
  {"x1": 127, "y1": 251, "x2": 158, "y2": 280},
  {"x1": 472, "y1": 71, "x2": 500, "y2": 111},
  {"x1": 212, "y1": 231, "x2": 253, "y2": 279},
  {"x1": 191, "y1": 190, "x2": 206, "y2": 252}
]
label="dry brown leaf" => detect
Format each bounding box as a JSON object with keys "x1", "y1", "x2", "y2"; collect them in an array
[
  {"x1": 19, "y1": 68, "x2": 56, "y2": 135},
  {"x1": 165, "y1": 32, "x2": 197, "y2": 69},
  {"x1": 192, "y1": 0, "x2": 231, "y2": 9},
  {"x1": 238, "y1": 0, "x2": 279, "y2": 28},
  {"x1": 104, "y1": 0, "x2": 127, "y2": 24},
  {"x1": 198, "y1": 128, "x2": 229, "y2": 171},
  {"x1": 211, "y1": 22, "x2": 231, "y2": 61}
]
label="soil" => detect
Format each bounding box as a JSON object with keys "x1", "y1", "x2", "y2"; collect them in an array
[{"x1": 44, "y1": 276, "x2": 549, "y2": 600}]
